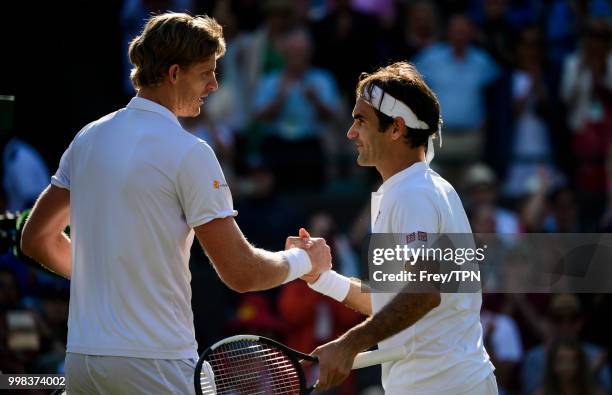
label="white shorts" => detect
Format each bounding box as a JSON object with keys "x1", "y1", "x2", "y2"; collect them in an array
[{"x1": 65, "y1": 352, "x2": 197, "y2": 395}]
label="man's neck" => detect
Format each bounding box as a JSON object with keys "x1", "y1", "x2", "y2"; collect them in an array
[
  {"x1": 377, "y1": 153, "x2": 425, "y2": 183},
  {"x1": 137, "y1": 87, "x2": 176, "y2": 115}
]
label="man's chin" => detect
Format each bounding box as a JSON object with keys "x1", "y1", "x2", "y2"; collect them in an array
[{"x1": 356, "y1": 156, "x2": 372, "y2": 167}]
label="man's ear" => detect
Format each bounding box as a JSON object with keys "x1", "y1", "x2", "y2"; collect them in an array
[
  {"x1": 167, "y1": 64, "x2": 180, "y2": 85},
  {"x1": 390, "y1": 117, "x2": 406, "y2": 141}
]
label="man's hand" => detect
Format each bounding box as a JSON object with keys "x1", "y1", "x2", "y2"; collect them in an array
[
  {"x1": 285, "y1": 228, "x2": 331, "y2": 283},
  {"x1": 311, "y1": 336, "x2": 360, "y2": 391}
]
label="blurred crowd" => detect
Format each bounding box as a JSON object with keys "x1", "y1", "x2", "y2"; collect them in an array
[{"x1": 1, "y1": 0, "x2": 611, "y2": 393}]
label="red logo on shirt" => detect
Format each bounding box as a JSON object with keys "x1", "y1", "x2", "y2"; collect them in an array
[{"x1": 418, "y1": 231, "x2": 428, "y2": 241}]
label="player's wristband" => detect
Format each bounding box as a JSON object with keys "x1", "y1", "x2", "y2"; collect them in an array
[
  {"x1": 280, "y1": 248, "x2": 312, "y2": 284},
  {"x1": 308, "y1": 270, "x2": 351, "y2": 302}
]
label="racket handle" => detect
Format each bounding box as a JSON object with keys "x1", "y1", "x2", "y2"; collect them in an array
[{"x1": 352, "y1": 347, "x2": 406, "y2": 369}]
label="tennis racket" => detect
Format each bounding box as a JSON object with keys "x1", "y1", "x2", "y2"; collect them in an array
[{"x1": 194, "y1": 334, "x2": 406, "y2": 395}]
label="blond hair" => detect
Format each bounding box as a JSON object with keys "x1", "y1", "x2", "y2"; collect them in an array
[{"x1": 128, "y1": 12, "x2": 225, "y2": 90}]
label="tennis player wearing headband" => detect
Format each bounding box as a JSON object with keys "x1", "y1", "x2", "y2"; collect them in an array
[
  {"x1": 298, "y1": 62, "x2": 497, "y2": 394},
  {"x1": 21, "y1": 12, "x2": 331, "y2": 394}
]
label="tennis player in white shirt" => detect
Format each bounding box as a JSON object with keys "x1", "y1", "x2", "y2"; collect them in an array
[
  {"x1": 20, "y1": 12, "x2": 331, "y2": 394},
  {"x1": 298, "y1": 62, "x2": 497, "y2": 394}
]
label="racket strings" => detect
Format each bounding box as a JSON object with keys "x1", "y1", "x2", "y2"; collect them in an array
[{"x1": 200, "y1": 340, "x2": 302, "y2": 395}]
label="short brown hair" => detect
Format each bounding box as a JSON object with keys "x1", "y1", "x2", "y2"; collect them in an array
[
  {"x1": 128, "y1": 12, "x2": 226, "y2": 90},
  {"x1": 356, "y1": 62, "x2": 441, "y2": 148}
]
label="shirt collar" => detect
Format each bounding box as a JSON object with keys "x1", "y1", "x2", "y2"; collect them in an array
[
  {"x1": 126, "y1": 96, "x2": 181, "y2": 127},
  {"x1": 377, "y1": 161, "x2": 428, "y2": 193}
]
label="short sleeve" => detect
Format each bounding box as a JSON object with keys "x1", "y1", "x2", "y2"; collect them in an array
[
  {"x1": 51, "y1": 141, "x2": 73, "y2": 190},
  {"x1": 176, "y1": 142, "x2": 237, "y2": 228},
  {"x1": 390, "y1": 192, "x2": 440, "y2": 235}
]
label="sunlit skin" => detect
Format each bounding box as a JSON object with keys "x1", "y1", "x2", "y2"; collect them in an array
[
  {"x1": 138, "y1": 56, "x2": 219, "y2": 117},
  {"x1": 346, "y1": 98, "x2": 426, "y2": 182}
]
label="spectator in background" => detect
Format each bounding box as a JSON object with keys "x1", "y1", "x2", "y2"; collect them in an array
[
  {"x1": 1, "y1": 135, "x2": 49, "y2": 213},
  {"x1": 543, "y1": 187, "x2": 581, "y2": 233},
  {"x1": 180, "y1": 105, "x2": 235, "y2": 176},
  {"x1": 560, "y1": 19, "x2": 612, "y2": 228},
  {"x1": 253, "y1": 27, "x2": 340, "y2": 192},
  {"x1": 225, "y1": 293, "x2": 287, "y2": 340},
  {"x1": 414, "y1": 14, "x2": 499, "y2": 183},
  {"x1": 463, "y1": 163, "x2": 519, "y2": 234},
  {"x1": 307, "y1": 212, "x2": 360, "y2": 278},
  {"x1": 481, "y1": 306, "x2": 524, "y2": 395},
  {"x1": 535, "y1": 338, "x2": 606, "y2": 395},
  {"x1": 472, "y1": 0, "x2": 520, "y2": 68},
  {"x1": 234, "y1": 162, "x2": 302, "y2": 251},
  {"x1": 379, "y1": 0, "x2": 440, "y2": 64},
  {"x1": 311, "y1": 0, "x2": 380, "y2": 100},
  {"x1": 522, "y1": 294, "x2": 612, "y2": 395},
  {"x1": 220, "y1": 0, "x2": 297, "y2": 133},
  {"x1": 504, "y1": 27, "x2": 559, "y2": 199}
]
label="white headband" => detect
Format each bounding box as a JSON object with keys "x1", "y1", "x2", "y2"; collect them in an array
[{"x1": 362, "y1": 84, "x2": 442, "y2": 164}]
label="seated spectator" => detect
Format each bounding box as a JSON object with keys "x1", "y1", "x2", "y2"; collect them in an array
[
  {"x1": 253, "y1": 27, "x2": 340, "y2": 192},
  {"x1": 522, "y1": 294, "x2": 612, "y2": 394},
  {"x1": 535, "y1": 338, "x2": 606, "y2": 395}
]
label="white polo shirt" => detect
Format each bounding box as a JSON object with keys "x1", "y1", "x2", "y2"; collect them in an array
[
  {"x1": 52, "y1": 97, "x2": 236, "y2": 360},
  {"x1": 370, "y1": 162, "x2": 494, "y2": 395}
]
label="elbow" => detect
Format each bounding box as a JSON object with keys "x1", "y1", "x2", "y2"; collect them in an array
[
  {"x1": 222, "y1": 272, "x2": 256, "y2": 293},
  {"x1": 20, "y1": 230, "x2": 37, "y2": 259}
]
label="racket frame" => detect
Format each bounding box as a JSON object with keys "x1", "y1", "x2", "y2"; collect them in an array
[{"x1": 194, "y1": 334, "x2": 318, "y2": 395}]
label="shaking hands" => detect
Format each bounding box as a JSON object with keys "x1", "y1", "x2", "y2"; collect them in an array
[{"x1": 285, "y1": 228, "x2": 332, "y2": 283}]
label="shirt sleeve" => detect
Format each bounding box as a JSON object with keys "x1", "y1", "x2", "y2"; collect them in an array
[
  {"x1": 176, "y1": 141, "x2": 237, "y2": 228},
  {"x1": 390, "y1": 191, "x2": 440, "y2": 236},
  {"x1": 51, "y1": 140, "x2": 73, "y2": 190}
]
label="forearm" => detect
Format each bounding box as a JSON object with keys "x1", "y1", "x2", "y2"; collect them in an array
[
  {"x1": 242, "y1": 246, "x2": 291, "y2": 291},
  {"x1": 25, "y1": 233, "x2": 72, "y2": 279},
  {"x1": 343, "y1": 279, "x2": 372, "y2": 316},
  {"x1": 210, "y1": 245, "x2": 290, "y2": 292},
  {"x1": 340, "y1": 292, "x2": 440, "y2": 352},
  {"x1": 20, "y1": 185, "x2": 71, "y2": 279}
]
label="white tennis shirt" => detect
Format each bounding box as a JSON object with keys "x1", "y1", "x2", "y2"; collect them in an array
[
  {"x1": 370, "y1": 162, "x2": 494, "y2": 394},
  {"x1": 52, "y1": 97, "x2": 236, "y2": 359}
]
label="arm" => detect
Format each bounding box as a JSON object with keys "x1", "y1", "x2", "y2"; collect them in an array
[
  {"x1": 20, "y1": 185, "x2": 71, "y2": 279},
  {"x1": 287, "y1": 230, "x2": 371, "y2": 315},
  {"x1": 313, "y1": 291, "x2": 441, "y2": 390},
  {"x1": 194, "y1": 217, "x2": 330, "y2": 293},
  {"x1": 342, "y1": 278, "x2": 372, "y2": 316}
]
